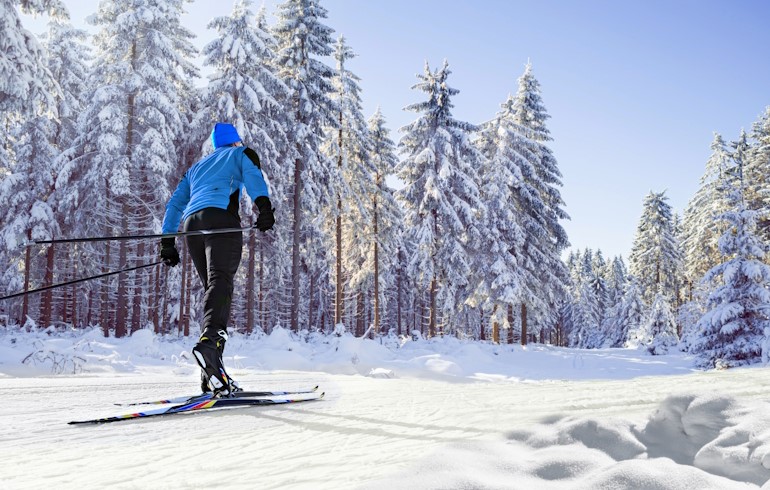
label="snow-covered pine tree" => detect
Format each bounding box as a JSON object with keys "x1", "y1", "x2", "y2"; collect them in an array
[
  {"x1": 273, "y1": 0, "x2": 338, "y2": 332},
  {"x1": 568, "y1": 251, "x2": 604, "y2": 348},
  {"x1": 0, "y1": 0, "x2": 67, "y2": 119},
  {"x1": 635, "y1": 292, "x2": 678, "y2": 355},
  {"x1": 509, "y1": 63, "x2": 570, "y2": 343},
  {"x1": 603, "y1": 256, "x2": 627, "y2": 310},
  {"x1": 608, "y1": 278, "x2": 645, "y2": 347},
  {"x1": 629, "y1": 191, "x2": 682, "y2": 306},
  {"x1": 199, "y1": 0, "x2": 291, "y2": 332},
  {"x1": 397, "y1": 60, "x2": 485, "y2": 337},
  {"x1": 320, "y1": 35, "x2": 374, "y2": 334},
  {"x1": 366, "y1": 108, "x2": 402, "y2": 335},
  {"x1": 691, "y1": 134, "x2": 770, "y2": 368},
  {"x1": 746, "y1": 107, "x2": 770, "y2": 245},
  {"x1": 472, "y1": 94, "x2": 527, "y2": 344},
  {"x1": 598, "y1": 256, "x2": 627, "y2": 346},
  {"x1": 680, "y1": 133, "x2": 732, "y2": 300},
  {"x1": 75, "y1": 0, "x2": 198, "y2": 336}
]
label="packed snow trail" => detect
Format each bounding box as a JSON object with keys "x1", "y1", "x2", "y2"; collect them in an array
[{"x1": 3, "y1": 367, "x2": 770, "y2": 489}]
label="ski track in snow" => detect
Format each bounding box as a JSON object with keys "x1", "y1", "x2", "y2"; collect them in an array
[{"x1": 2, "y1": 330, "x2": 770, "y2": 489}]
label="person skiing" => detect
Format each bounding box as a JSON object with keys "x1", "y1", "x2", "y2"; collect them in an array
[{"x1": 160, "y1": 122, "x2": 275, "y2": 396}]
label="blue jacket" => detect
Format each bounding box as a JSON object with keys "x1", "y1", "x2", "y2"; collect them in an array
[{"x1": 161, "y1": 146, "x2": 270, "y2": 234}]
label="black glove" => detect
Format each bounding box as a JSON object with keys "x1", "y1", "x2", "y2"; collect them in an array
[
  {"x1": 160, "y1": 237, "x2": 180, "y2": 267},
  {"x1": 255, "y1": 196, "x2": 275, "y2": 232}
]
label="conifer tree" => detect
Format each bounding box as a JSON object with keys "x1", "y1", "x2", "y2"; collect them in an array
[
  {"x1": 746, "y1": 107, "x2": 770, "y2": 244},
  {"x1": 608, "y1": 278, "x2": 645, "y2": 348},
  {"x1": 473, "y1": 95, "x2": 526, "y2": 343},
  {"x1": 509, "y1": 63, "x2": 570, "y2": 341},
  {"x1": 0, "y1": 0, "x2": 67, "y2": 119},
  {"x1": 636, "y1": 292, "x2": 679, "y2": 355},
  {"x1": 321, "y1": 36, "x2": 373, "y2": 332},
  {"x1": 681, "y1": 133, "x2": 732, "y2": 297},
  {"x1": 629, "y1": 191, "x2": 682, "y2": 305},
  {"x1": 397, "y1": 60, "x2": 485, "y2": 337},
  {"x1": 691, "y1": 138, "x2": 770, "y2": 368},
  {"x1": 273, "y1": 0, "x2": 337, "y2": 332},
  {"x1": 366, "y1": 108, "x2": 402, "y2": 334}
]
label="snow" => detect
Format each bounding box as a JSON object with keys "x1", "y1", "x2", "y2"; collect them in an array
[{"x1": 2, "y1": 326, "x2": 770, "y2": 489}]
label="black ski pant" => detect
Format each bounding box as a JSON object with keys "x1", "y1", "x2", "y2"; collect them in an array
[{"x1": 184, "y1": 207, "x2": 243, "y2": 342}]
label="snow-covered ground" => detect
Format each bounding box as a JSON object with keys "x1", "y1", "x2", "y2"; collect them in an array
[{"x1": 2, "y1": 326, "x2": 770, "y2": 489}]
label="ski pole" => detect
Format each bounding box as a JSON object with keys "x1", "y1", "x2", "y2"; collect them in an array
[
  {"x1": 0, "y1": 261, "x2": 163, "y2": 302},
  {"x1": 25, "y1": 226, "x2": 254, "y2": 247}
]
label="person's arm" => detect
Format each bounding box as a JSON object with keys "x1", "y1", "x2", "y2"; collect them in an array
[
  {"x1": 241, "y1": 147, "x2": 270, "y2": 199},
  {"x1": 159, "y1": 174, "x2": 190, "y2": 267},
  {"x1": 241, "y1": 148, "x2": 274, "y2": 231},
  {"x1": 161, "y1": 174, "x2": 191, "y2": 235}
]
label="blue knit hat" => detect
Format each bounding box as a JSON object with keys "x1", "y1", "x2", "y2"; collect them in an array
[{"x1": 211, "y1": 122, "x2": 241, "y2": 148}]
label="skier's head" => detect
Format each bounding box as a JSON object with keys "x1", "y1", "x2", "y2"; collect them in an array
[{"x1": 211, "y1": 123, "x2": 242, "y2": 148}]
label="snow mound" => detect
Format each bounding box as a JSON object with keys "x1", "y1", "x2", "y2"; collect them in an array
[
  {"x1": 367, "y1": 368, "x2": 396, "y2": 379},
  {"x1": 367, "y1": 394, "x2": 770, "y2": 489}
]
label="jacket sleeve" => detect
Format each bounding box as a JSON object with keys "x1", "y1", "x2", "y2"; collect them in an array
[
  {"x1": 240, "y1": 147, "x2": 271, "y2": 200},
  {"x1": 161, "y1": 174, "x2": 191, "y2": 234}
]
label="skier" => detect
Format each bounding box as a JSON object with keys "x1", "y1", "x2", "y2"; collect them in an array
[{"x1": 160, "y1": 122, "x2": 275, "y2": 396}]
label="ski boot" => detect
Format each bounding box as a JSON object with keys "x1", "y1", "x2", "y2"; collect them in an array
[{"x1": 193, "y1": 329, "x2": 240, "y2": 397}]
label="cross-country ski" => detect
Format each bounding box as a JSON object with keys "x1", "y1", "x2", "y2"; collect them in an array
[{"x1": 70, "y1": 392, "x2": 325, "y2": 425}]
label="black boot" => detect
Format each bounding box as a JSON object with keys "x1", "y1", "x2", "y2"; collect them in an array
[{"x1": 192, "y1": 329, "x2": 239, "y2": 396}]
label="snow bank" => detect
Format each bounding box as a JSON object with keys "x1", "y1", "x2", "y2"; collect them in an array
[
  {"x1": 366, "y1": 394, "x2": 770, "y2": 489},
  {"x1": 0, "y1": 326, "x2": 698, "y2": 382}
]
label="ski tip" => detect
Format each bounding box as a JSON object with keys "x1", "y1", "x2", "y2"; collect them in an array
[
  {"x1": 313, "y1": 385, "x2": 319, "y2": 392},
  {"x1": 319, "y1": 392, "x2": 325, "y2": 399}
]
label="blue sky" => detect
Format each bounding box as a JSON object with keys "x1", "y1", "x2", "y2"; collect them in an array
[{"x1": 21, "y1": 0, "x2": 770, "y2": 259}]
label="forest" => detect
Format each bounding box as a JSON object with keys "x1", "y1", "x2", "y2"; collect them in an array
[{"x1": 2, "y1": 0, "x2": 769, "y2": 370}]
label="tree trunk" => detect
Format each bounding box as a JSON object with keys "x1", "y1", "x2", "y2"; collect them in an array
[
  {"x1": 259, "y1": 239, "x2": 265, "y2": 332},
  {"x1": 100, "y1": 234, "x2": 111, "y2": 336},
  {"x1": 131, "y1": 240, "x2": 145, "y2": 331},
  {"x1": 183, "y1": 244, "x2": 192, "y2": 337},
  {"x1": 357, "y1": 290, "x2": 365, "y2": 337},
  {"x1": 116, "y1": 41, "x2": 136, "y2": 337},
  {"x1": 520, "y1": 303, "x2": 528, "y2": 346},
  {"x1": 114, "y1": 208, "x2": 129, "y2": 338},
  {"x1": 479, "y1": 307, "x2": 486, "y2": 341},
  {"x1": 307, "y1": 269, "x2": 315, "y2": 331},
  {"x1": 68, "y1": 249, "x2": 77, "y2": 327},
  {"x1": 246, "y1": 229, "x2": 256, "y2": 332},
  {"x1": 492, "y1": 305, "x2": 500, "y2": 344},
  {"x1": 40, "y1": 244, "x2": 54, "y2": 328},
  {"x1": 396, "y1": 254, "x2": 402, "y2": 336},
  {"x1": 160, "y1": 266, "x2": 169, "y2": 334},
  {"x1": 373, "y1": 194, "x2": 380, "y2": 336},
  {"x1": 428, "y1": 275, "x2": 437, "y2": 338},
  {"x1": 21, "y1": 230, "x2": 31, "y2": 326},
  {"x1": 507, "y1": 305, "x2": 515, "y2": 344},
  {"x1": 291, "y1": 154, "x2": 302, "y2": 333},
  {"x1": 335, "y1": 110, "x2": 344, "y2": 326},
  {"x1": 152, "y1": 262, "x2": 160, "y2": 333}
]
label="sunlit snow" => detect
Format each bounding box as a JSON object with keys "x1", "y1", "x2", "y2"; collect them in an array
[{"x1": 2, "y1": 326, "x2": 770, "y2": 489}]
